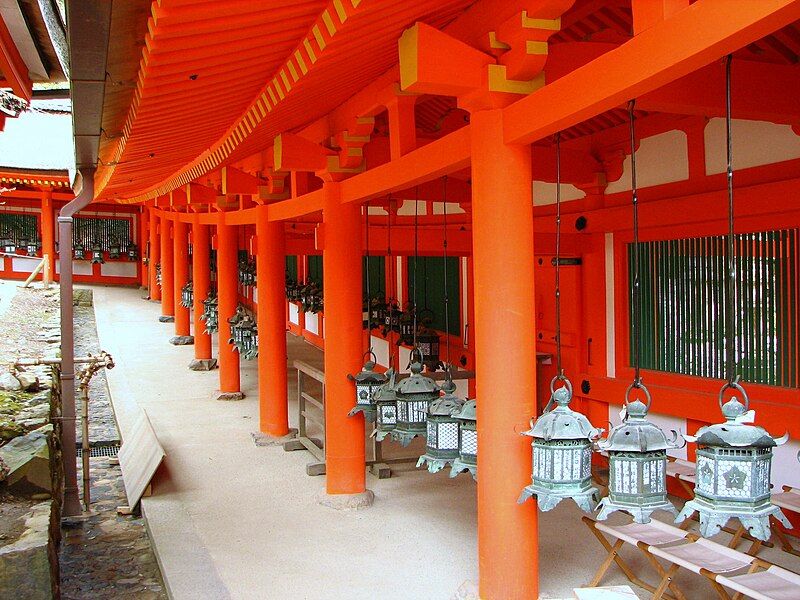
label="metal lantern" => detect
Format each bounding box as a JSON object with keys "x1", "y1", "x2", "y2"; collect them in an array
[
  {"x1": 18, "y1": 238, "x2": 30, "y2": 254},
  {"x1": 156, "y1": 262, "x2": 162, "y2": 287},
  {"x1": 200, "y1": 291, "x2": 218, "y2": 333},
  {"x1": 74, "y1": 244, "x2": 86, "y2": 260},
  {"x1": 127, "y1": 243, "x2": 138, "y2": 261},
  {"x1": 108, "y1": 240, "x2": 121, "y2": 259},
  {"x1": 398, "y1": 305, "x2": 415, "y2": 346},
  {"x1": 374, "y1": 368, "x2": 399, "y2": 442},
  {"x1": 91, "y1": 241, "x2": 105, "y2": 264},
  {"x1": 25, "y1": 239, "x2": 39, "y2": 255},
  {"x1": 596, "y1": 386, "x2": 683, "y2": 523},
  {"x1": 181, "y1": 281, "x2": 193, "y2": 308},
  {"x1": 382, "y1": 301, "x2": 401, "y2": 336},
  {"x1": 391, "y1": 351, "x2": 439, "y2": 446},
  {"x1": 229, "y1": 310, "x2": 258, "y2": 360},
  {"x1": 347, "y1": 353, "x2": 388, "y2": 423},
  {"x1": 417, "y1": 329, "x2": 441, "y2": 372},
  {"x1": 1, "y1": 238, "x2": 15, "y2": 254},
  {"x1": 450, "y1": 398, "x2": 477, "y2": 480},
  {"x1": 239, "y1": 258, "x2": 256, "y2": 287},
  {"x1": 417, "y1": 378, "x2": 463, "y2": 473},
  {"x1": 676, "y1": 382, "x2": 790, "y2": 541},
  {"x1": 518, "y1": 381, "x2": 603, "y2": 512}
]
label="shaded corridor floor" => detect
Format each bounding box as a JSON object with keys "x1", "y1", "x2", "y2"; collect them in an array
[{"x1": 60, "y1": 456, "x2": 166, "y2": 600}]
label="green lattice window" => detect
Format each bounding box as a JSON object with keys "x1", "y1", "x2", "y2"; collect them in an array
[
  {"x1": 629, "y1": 229, "x2": 799, "y2": 388},
  {"x1": 307, "y1": 255, "x2": 323, "y2": 289},
  {"x1": 73, "y1": 217, "x2": 132, "y2": 251},
  {"x1": 285, "y1": 255, "x2": 298, "y2": 281},
  {"x1": 362, "y1": 256, "x2": 385, "y2": 298},
  {"x1": 0, "y1": 213, "x2": 38, "y2": 245},
  {"x1": 408, "y1": 256, "x2": 460, "y2": 335}
]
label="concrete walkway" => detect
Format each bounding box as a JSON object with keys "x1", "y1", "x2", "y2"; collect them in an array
[{"x1": 87, "y1": 285, "x2": 799, "y2": 600}]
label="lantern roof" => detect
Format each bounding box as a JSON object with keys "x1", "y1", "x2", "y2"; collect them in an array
[
  {"x1": 395, "y1": 361, "x2": 438, "y2": 396},
  {"x1": 351, "y1": 360, "x2": 388, "y2": 385},
  {"x1": 453, "y1": 399, "x2": 477, "y2": 422},
  {"x1": 429, "y1": 393, "x2": 464, "y2": 417},
  {"x1": 374, "y1": 368, "x2": 399, "y2": 403},
  {"x1": 525, "y1": 387, "x2": 602, "y2": 442},
  {"x1": 689, "y1": 399, "x2": 788, "y2": 449},
  {"x1": 598, "y1": 400, "x2": 682, "y2": 452}
]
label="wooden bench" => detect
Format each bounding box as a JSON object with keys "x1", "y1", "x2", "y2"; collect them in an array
[{"x1": 583, "y1": 516, "x2": 800, "y2": 600}]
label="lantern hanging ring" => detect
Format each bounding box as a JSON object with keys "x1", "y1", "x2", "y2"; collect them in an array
[
  {"x1": 624, "y1": 381, "x2": 651, "y2": 411},
  {"x1": 549, "y1": 374, "x2": 573, "y2": 398},
  {"x1": 363, "y1": 350, "x2": 378, "y2": 364},
  {"x1": 409, "y1": 346, "x2": 424, "y2": 367},
  {"x1": 718, "y1": 377, "x2": 749, "y2": 412}
]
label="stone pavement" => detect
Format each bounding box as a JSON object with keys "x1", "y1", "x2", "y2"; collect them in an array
[{"x1": 60, "y1": 456, "x2": 166, "y2": 600}]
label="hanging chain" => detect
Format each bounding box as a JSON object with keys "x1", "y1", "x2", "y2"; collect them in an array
[
  {"x1": 387, "y1": 198, "x2": 396, "y2": 366},
  {"x1": 629, "y1": 99, "x2": 642, "y2": 388},
  {"x1": 364, "y1": 203, "x2": 372, "y2": 355},
  {"x1": 554, "y1": 132, "x2": 563, "y2": 379},
  {"x1": 442, "y1": 177, "x2": 451, "y2": 371},
  {"x1": 412, "y1": 187, "x2": 419, "y2": 350},
  {"x1": 724, "y1": 54, "x2": 738, "y2": 386}
]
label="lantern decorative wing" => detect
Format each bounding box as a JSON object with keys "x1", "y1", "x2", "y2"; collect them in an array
[
  {"x1": 374, "y1": 368, "x2": 399, "y2": 442},
  {"x1": 595, "y1": 387, "x2": 684, "y2": 524},
  {"x1": 417, "y1": 378, "x2": 464, "y2": 473},
  {"x1": 518, "y1": 382, "x2": 603, "y2": 512},
  {"x1": 675, "y1": 382, "x2": 790, "y2": 541}
]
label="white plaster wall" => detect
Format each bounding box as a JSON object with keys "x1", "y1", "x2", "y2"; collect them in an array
[
  {"x1": 395, "y1": 256, "x2": 404, "y2": 306},
  {"x1": 370, "y1": 335, "x2": 390, "y2": 368},
  {"x1": 604, "y1": 233, "x2": 615, "y2": 379},
  {"x1": 367, "y1": 206, "x2": 388, "y2": 216},
  {"x1": 101, "y1": 261, "x2": 137, "y2": 278},
  {"x1": 398, "y1": 346, "x2": 411, "y2": 374},
  {"x1": 252, "y1": 288, "x2": 258, "y2": 304},
  {"x1": 431, "y1": 202, "x2": 465, "y2": 215},
  {"x1": 288, "y1": 302, "x2": 299, "y2": 325},
  {"x1": 305, "y1": 312, "x2": 319, "y2": 335},
  {"x1": 55, "y1": 260, "x2": 92, "y2": 276},
  {"x1": 461, "y1": 257, "x2": 469, "y2": 346},
  {"x1": 605, "y1": 130, "x2": 689, "y2": 194},
  {"x1": 397, "y1": 199, "x2": 426, "y2": 216},
  {"x1": 705, "y1": 118, "x2": 800, "y2": 175},
  {"x1": 12, "y1": 256, "x2": 39, "y2": 273},
  {"x1": 532, "y1": 181, "x2": 586, "y2": 206},
  {"x1": 772, "y1": 438, "x2": 800, "y2": 491},
  {"x1": 607, "y1": 404, "x2": 688, "y2": 460}
]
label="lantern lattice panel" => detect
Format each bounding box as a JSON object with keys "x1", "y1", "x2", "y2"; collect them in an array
[
  {"x1": 461, "y1": 429, "x2": 477, "y2": 456},
  {"x1": 696, "y1": 448, "x2": 771, "y2": 501},
  {"x1": 533, "y1": 441, "x2": 592, "y2": 484},
  {"x1": 609, "y1": 451, "x2": 667, "y2": 497}
]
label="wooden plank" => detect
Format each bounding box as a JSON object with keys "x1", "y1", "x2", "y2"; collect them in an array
[{"x1": 117, "y1": 409, "x2": 166, "y2": 510}]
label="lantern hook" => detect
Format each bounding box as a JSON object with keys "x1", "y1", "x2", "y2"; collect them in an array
[
  {"x1": 363, "y1": 350, "x2": 378, "y2": 365},
  {"x1": 717, "y1": 376, "x2": 749, "y2": 412},
  {"x1": 623, "y1": 381, "x2": 651, "y2": 411}
]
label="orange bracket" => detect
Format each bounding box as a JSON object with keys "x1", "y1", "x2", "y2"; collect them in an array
[{"x1": 221, "y1": 166, "x2": 265, "y2": 195}]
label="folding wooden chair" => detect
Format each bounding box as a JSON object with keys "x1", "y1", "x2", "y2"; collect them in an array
[
  {"x1": 582, "y1": 516, "x2": 691, "y2": 600},
  {"x1": 666, "y1": 457, "x2": 696, "y2": 497},
  {"x1": 771, "y1": 486, "x2": 800, "y2": 558},
  {"x1": 717, "y1": 563, "x2": 800, "y2": 600}
]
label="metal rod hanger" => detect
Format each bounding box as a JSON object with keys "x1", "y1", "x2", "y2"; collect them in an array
[
  {"x1": 442, "y1": 176, "x2": 451, "y2": 371},
  {"x1": 364, "y1": 202, "x2": 372, "y2": 355},
  {"x1": 629, "y1": 99, "x2": 642, "y2": 387},
  {"x1": 554, "y1": 132, "x2": 563, "y2": 379},
  {"x1": 724, "y1": 54, "x2": 739, "y2": 386},
  {"x1": 412, "y1": 186, "x2": 419, "y2": 350}
]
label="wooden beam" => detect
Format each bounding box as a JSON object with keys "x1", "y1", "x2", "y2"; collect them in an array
[
  {"x1": 272, "y1": 133, "x2": 332, "y2": 172},
  {"x1": 0, "y1": 16, "x2": 31, "y2": 101},
  {"x1": 221, "y1": 166, "x2": 263, "y2": 195},
  {"x1": 503, "y1": 0, "x2": 800, "y2": 146}
]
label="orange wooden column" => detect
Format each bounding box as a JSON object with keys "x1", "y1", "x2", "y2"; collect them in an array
[
  {"x1": 216, "y1": 217, "x2": 242, "y2": 399},
  {"x1": 471, "y1": 109, "x2": 538, "y2": 600},
  {"x1": 149, "y1": 208, "x2": 161, "y2": 301},
  {"x1": 171, "y1": 218, "x2": 192, "y2": 342},
  {"x1": 139, "y1": 207, "x2": 149, "y2": 288},
  {"x1": 190, "y1": 221, "x2": 215, "y2": 369},
  {"x1": 40, "y1": 189, "x2": 55, "y2": 283},
  {"x1": 160, "y1": 217, "x2": 174, "y2": 318},
  {"x1": 255, "y1": 205, "x2": 289, "y2": 436},
  {"x1": 321, "y1": 183, "x2": 366, "y2": 496}
]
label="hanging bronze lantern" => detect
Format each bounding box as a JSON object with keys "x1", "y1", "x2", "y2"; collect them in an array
[
  {"x1": 518, "y1": 380, "x2": 603, "y2": 512},
  {"x1": 417, "y1": 377, "x2": 463, "y2": 473},
  {"x1": 450, "y1": 398, "x2": 477, "y2": 480},
  {"x1": 229, "y1": 311, "x2": 258, "y2": 360},
  {"x1": 369, "y1": 295, "x2": 387, "y2": 330},
  {"x1": 382, "y1": 301, "x2": 401, "y2": 336},
  {"x1": 108, "y1": 240, "x2": 121, "y2": 259},
  {"x1": 74, "y1": 244, "x2": 86, "y2": 260},
  {"x1": 181, "y1": 281, "x2": 193, "y2": 308},
  {"x1": 374, "y1": 368, "x2": 399, "y2": 442},
  {"x1": 397, "y1": 303, "x2": 416, "y2": 346},
  {"x1": 391, "y1": 350, "x2": 439, "y2": 447},
  {"x1": 127, "y1": 243, "x2": 138, "y2": 261},
  {"x1": 417, "y1": 328, "x2": 441, "y2": 372},
  {"x1": 676, "y1": 381, "x2": 790, "y2": 541},
  {"x1": 200, "y1": 290, "x2": 218, "y2": 333},
  {"x1": 1, "y1": 238, "x2": 15, "y2": 254},
  {"x1": 25, "y1": 239, "x2": 39, "y2": 255},
  {"x1": 596, "y1": 385, "x2": 683, "y2": 523},
  {"x1": 347, "y1": 353, "x2": 388, "y2": 423},
  {"x1": 156, "y1": 262, "x2": 162, "y2": 287},
  {"x1": 91, "y1": 241, "x2": 105, "y2": 264}
]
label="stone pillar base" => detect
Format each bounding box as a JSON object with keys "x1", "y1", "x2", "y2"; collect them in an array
[
  {"x1": 169, "y1": 335, "x2": 194, "y2": 346},
  {"x1": 188, "y1": 358, "x2": 217, "y2": 371},
  {"x1": 315, "y1": 489, "x2": 374, "y2": 511},
  {"x1": 158, "y1": 315, "x2": 174, "y2": 323},
  {"x1": 216, "y1": 391, "x2": 245, "y2": 401},
  {"x1": 251, "y1": 429, "x2": 297, "y2": 447}
]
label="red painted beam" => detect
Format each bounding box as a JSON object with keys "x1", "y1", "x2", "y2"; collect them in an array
[{"x1": 0, "y1": 16, "x2": 32, "y2": 101}]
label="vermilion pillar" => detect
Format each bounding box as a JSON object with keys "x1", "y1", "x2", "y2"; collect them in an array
[
  {"x1": 322, "y1": 183, "x2": 366, "y2": 497},
  {"x1": 149, "y1": 208, "x2": 161, "y2": 301},
  {"x1": 171, "y1": 218, "x2": 192, "y2": 343},
  {"x1": 216, "y1": 217, "x2": 242, "y2": 399},
  {"x1": 256, "y1": 205, "x2": 289, "y2": 436},
  {"x1": 160, "y1": 217, "x2": 174, "y2": 318},
  {"x1": 139, "y1": 207, "x2": 149, "y2": 288},
  {"x1": 470, "y1": 109, "x2": 538, "y2": 600},
  {"x1": 41, "y1": 189, "x2": 55, "y2": 283},
  {"x1": 190, "y1": 221, "x2": 215, "y2": 370}
]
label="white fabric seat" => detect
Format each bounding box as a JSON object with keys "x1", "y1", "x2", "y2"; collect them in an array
[
  {"x1": 595, "y1": 520, "x2": 688, "y2": 547},
  {"x1": 718, "y1": 565, "x2": 800, "y2": 600},
  {"x1": 649, "y1": 537, "x2": 752, "y2": 574},
  {"x1": 666, "y1": 459, "x2": 696, "y2": 482},
  {"x1": 772, "y1": 490, "x2": 800, "y2": 513}
]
